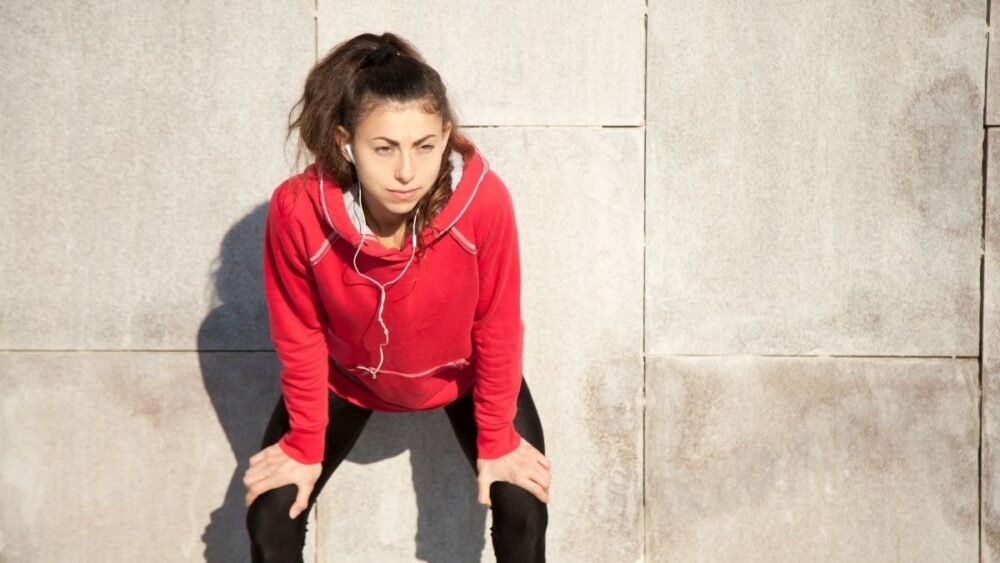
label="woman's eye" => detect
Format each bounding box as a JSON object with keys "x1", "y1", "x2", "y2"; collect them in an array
[
  {"x1": 420, "y1": 144, "x2": 435, "y2": 152},
  {"x1": 374, "y1": 146, "x2": 392, "y2": 154}
]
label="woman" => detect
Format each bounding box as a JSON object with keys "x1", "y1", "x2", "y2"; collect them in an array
[{"x1": 243, "y1": 32, "x2": 552, "y2": 562}]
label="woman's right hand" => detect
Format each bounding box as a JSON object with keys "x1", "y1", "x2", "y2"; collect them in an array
[{"x1": 243, "y1": 442, "x2": 323, "y2": 519}]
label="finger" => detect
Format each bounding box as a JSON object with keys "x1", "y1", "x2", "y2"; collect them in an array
[
  {"x1": 522, "y1": 466, "x2": 550, "y2": 493},
  {"x1": 245, "y1": 470, "x2": 289, "y2": 507},
  {"x1": 243, "y1": 458, "x2": 268, "y2": 479},
  {"x1": 532, "y1": 467, "x2": 552, "y2": 491},
  {"x1": 536, "y1": 454, "x2": 551, "y2": 470},
  {"x1": 289, "y1": 482, "x2": 313, "y2": 519},
  {"x1": 510, "y1": 472, "x2": 549, "y2": 503},
  {"x1": 243, "y1": 471, "x2": 268, "y2": 489},
  {"x1": 243, "y1": 460, "x2": 275, "y2": 486},
  {"x1": 477, "y1": 478, "x2": 492, "y2": 507},
  {"x1": 249, "y1": 449, "x2": 268, "y2": 465},
  {"x1": 516, "y1": 476, "x2": 549, "y2": 504},
  {"x1": 247, "y1": 474, "x2": 286, "y2": 500}
]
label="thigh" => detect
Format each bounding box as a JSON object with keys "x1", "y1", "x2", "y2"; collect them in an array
[
  {"x1": 258, "y1": 388, "x2": 374, "y2": 500},
  {"x1": 443, "y1": 376, "x2": 549, "y2": 562},
  {"x1": 443, "y1": 375, "x2": 545, "y2": 471},
  {"x1": 309, "y1": 390, "x2": 374, "y2": 501},
  {"x1": 247, "y1": 388, "x2": 373, "y2": 529}
]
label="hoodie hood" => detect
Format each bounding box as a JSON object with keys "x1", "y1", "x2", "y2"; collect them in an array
[{"x1": 309, "y1": 146, "x2": 489, "y2": 262}]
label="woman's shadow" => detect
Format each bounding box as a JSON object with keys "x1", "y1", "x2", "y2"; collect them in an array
[{"x1": 198, "y1": 202, "x2": 486, "y2": 562}]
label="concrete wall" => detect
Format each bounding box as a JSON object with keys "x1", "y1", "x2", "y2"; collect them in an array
[{"x1": 0, "y1": 1, "x2": 992, "y2": 561}]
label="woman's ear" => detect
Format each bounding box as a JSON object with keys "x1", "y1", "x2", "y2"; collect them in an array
[{"x1": 334, "y1": 125, "x2": 351, "y2": 161}]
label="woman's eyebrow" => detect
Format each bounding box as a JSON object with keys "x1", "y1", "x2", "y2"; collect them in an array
[{"x1": 370, "y1": 134, "x2": 437, "y2": 146}]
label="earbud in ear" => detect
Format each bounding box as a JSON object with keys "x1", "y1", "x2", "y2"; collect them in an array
[{"x1": 345, "y1": 143, "x2": 356, "y2": 164}]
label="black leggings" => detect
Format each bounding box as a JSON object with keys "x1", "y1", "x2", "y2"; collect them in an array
[{"x1": 245, "y1": 376, "x2": 547, "y2": 562}]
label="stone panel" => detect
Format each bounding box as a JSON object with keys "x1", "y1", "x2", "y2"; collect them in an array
[
  {"x1": 982, "y1": 129, "x2": 1000, "y2": 560},
  {"x1": 316, "y1": 0, "x2": 646, "y2": 126},
  {"x1": 645, "y1": 355, "x2": 978, "y2": 562},
  {"x1": 0, "y1": 351, "x2": 282, "y2": 562},
  {"x1": 0, "y1": 1, "x2": 314, "y2": 350},
  {"x1": 313, "y1": 126, "x2": 646, "y2": 561},
  {"x1": 645, "y1": 2, "x2": 985, "y2": 356}
]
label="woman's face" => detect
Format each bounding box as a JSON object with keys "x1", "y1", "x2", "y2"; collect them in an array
[{"x1": 336, "y1": 101, "x2": 452, "y2": 226}]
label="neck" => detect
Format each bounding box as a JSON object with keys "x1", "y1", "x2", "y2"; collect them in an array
[
  {"x1": 362, "y1": 203, "x2": 407, "y2": 239},
  {"x1": 360, "y1": 193, "x2": 417, "y2": 251}
]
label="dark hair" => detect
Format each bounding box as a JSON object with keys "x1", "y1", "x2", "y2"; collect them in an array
[{"x1": 287, "y1": 32, "x2": 475, "y2": 257}]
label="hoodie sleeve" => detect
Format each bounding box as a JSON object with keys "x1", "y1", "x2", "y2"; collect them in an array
[
  {"x1": 262, "y1": 183, "x2": 330, "y2": 465},
  {"x1": 471, "y1": 177, "x2": 525, "y2": 460}
]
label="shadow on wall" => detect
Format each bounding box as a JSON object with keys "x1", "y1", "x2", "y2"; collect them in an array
[{"x1": 197, "y1": 202, "x2": 486, "y2": 562}]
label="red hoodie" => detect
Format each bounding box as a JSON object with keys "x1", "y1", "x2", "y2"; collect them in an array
[{"x1": 262, "y1": 145, "x2": 524, "y2": 465}]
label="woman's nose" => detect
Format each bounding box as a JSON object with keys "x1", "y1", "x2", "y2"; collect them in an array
[{"x1": 395, "y1": 153, "x2": 415, "y2": 184}]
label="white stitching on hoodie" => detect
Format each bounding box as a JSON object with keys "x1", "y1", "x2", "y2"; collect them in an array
[
  {"x1": 448, "y1": 226, "x2": 478, "y2": 254},
  {"x1": 308, "y1": 231, "x2": 341, "y2": 266}
]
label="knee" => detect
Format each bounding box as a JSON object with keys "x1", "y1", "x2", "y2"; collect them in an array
[
  {"x1": 489, "y1": 481, "x2": 548, "y2": 537},
  {"x1": 246, "y1": 484, "x2": 307, "y2": 562}
]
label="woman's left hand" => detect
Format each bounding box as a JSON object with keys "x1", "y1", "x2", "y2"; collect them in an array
[{"x1": 476, "y1": 437, "x2": 552, "y2": 507}]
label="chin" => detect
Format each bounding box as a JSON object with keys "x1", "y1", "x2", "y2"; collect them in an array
[{"x1": 383, "y1": 199, "x2": 420, "y2": 214}]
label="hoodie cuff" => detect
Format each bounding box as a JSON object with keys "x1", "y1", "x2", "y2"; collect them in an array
[
  {"x1": 477, "y1": 423, "x2": 522, "y2": 460},
  {"x1": 277, "y1": 429, "x2": 325, "y2": 465}
]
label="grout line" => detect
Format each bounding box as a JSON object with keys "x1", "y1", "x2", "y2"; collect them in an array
[
  {"x1": 981, "y1": 13, "x2": 991, "y2": 562},
  {"x1": 987, "y1": 14, "x2": 992, "y2": 130},
  {"x1": 641, "y1": 1, "x2": 649, "y2": 561},
  {"x1": 462, "y1": 124, "x2": 644, "y2": 129},
  {"x1": 0, "y1": 349, "x2": 985, "y2": 359},
  {"x1": 980, "y1": 37, "x2": 990, "y2": 563},
  {"x1": 980, "y1": 136, "x2": 988, "y2": 563},
  {"x1": 0, "y1": 349, "x2": 277, "y2": 353},
  {"x1": 639, "y1": 353, "x2": 982, "y2": 359}
]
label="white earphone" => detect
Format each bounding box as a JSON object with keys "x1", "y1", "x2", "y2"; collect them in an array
[{"x1": 345, "y1": 143, "x2": 355, "y2": 164}]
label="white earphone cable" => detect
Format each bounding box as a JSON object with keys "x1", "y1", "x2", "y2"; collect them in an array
[{"x1": 319, "y1": 169, "x2": 419, "y2": 380}]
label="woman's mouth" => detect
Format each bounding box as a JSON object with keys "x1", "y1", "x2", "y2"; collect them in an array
[{"x1": 388, "y1": 188, "x2": 420, "y2": 201}]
